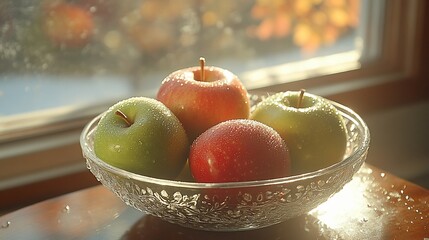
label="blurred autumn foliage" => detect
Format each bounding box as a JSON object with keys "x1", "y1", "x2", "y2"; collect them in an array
[
  {"x1": 0, "y1": 0, "x2": 360, "y2": 73},
  {"x1": 124, "y1": 0, "x2": 360, "y2": 57},
  {"x1": 248, "y1": 0, "x2": 360, "y2": 53},
  {"x1": 122, "y1": 0, "x2": 360, "y2": 58}
]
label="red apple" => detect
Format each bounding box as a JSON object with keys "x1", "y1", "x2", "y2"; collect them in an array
[
  {"x1": 189, "y1": 119, "x2": 291, "y2": 183},
  {"x1": 157, "y1": 58, "x2": 250, "y2": 141}
]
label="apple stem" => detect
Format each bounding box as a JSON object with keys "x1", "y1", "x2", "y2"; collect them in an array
[
  {"x1": 297, "y1": 89, "x2": 306, "y2": 108},
  {"x1": 199, "y1": 57, "x2": 205, "y2": 81},
  {"x1": 115, "y1": 110, "x2": 133, "y2": 127}
]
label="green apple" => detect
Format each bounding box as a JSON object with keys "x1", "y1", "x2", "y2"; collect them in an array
[
  {"x1": 250, "y1": 90, "x2": 347, "y2": 175},
  {"x1": 93, "y1": 97, "x2": 189, "y2": 179}
]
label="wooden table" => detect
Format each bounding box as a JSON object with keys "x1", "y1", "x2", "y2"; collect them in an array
[{"x1": 1, "y1": 164, "x2": 428, "y2": 240}]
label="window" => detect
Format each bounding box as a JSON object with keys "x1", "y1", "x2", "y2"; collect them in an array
[
  {"x1": 1, "y1": 0, "x2": 366, "y2": 135},
  {"x1": 0, "y1": 0, "x2": 427, "y2": 196}
]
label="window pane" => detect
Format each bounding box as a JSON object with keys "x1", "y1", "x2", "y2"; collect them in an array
[{"x1": 0, "y1": 0, "x2": 369, "y2": 135}]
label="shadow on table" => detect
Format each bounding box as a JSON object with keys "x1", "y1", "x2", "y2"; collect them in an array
[{"x1": 120, "y1": 214, "x2": 325, "y2": 240}]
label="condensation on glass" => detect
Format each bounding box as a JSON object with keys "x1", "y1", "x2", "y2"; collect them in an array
[{"x1": 0, "y1": 0, "x2": 362, "y2": 120}]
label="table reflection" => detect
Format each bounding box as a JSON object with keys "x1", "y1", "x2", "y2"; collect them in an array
[
  {"x1": 1, "y1": 164, "x2": 427, "y2": 240},
  {"x1": 119, "y1": 165, "x2": 429, "y2": 240},
  {"x1": 120, "y1": 214, "x2": 321, "y2": 240},
  {"x1": 309, "y1": 166, "x2": 386, "y2": 239},
  {"x1": 310, "y1": 165, "x2": 428, "y2": 239}
]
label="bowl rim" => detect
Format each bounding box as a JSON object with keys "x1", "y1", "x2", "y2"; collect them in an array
[{"x1": 80, "y1": 100, "x2": 370, "y2": 189}]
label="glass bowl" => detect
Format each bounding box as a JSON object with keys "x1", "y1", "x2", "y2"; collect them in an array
[{"x1": 80, "y1": 96, "x2": 370, "y2": 231}]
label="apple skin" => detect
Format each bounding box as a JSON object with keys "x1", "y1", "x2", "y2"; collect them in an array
[
  {"x1": 93, "y1": 97, "x2": 189, "y2": 179},
  {"x1": 42, "y1": 2, "x2": 94, "y2": 48},
  {"x1": 189, "y1": 119, "x2": 291, "y2": 183},
  {"x1": 250, "y1": 91, "x2": 347, "y2": 175},
  {"x1": 156, "y1": 66, "x2": 250, "y2": 141}
]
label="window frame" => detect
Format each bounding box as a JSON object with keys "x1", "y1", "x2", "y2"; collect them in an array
[{"x1": 1, "y1": 0, "x2": 428, "y2": 211}]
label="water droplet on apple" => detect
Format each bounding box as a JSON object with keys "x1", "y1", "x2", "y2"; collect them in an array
[{"x1": 113, "y1": 145, "x2": 121, "y2": 152}]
